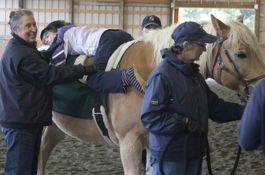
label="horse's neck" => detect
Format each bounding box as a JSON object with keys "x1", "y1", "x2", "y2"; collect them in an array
[{"x1": 197, "y1": 51, "x2": 210, "y2": 79}]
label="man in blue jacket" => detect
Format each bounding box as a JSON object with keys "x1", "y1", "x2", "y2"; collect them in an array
[
  {"x1": 141, "y1": 21, "x2": 244, "y2": 175},
  {"x1": 0, "y1": 9, "x2": 140, "y2": 175},
  {"x1": 0, "y1": 9, "x2": 106, "y2": 175}
]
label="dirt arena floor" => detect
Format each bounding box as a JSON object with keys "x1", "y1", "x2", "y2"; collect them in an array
[{"x1": 1, "y1": 79, "x2": 265, "y2": 175}]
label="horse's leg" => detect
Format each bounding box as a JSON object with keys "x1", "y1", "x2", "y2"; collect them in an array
[
  {"x1": 37, "y1": 123, "x2": 65, "y2": 175},
  {"x1": 119, "y1": 131, "x2": 146, "y2": 175}
]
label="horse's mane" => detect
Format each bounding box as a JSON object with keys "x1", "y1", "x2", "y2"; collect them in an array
[{"x1": 137, "y1": 24, "x2": 177, "y2": 65}]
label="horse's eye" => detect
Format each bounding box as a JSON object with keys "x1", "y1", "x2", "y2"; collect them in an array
[{"x1": 235, "y1": 52, "x2": 247, "y2": 59}]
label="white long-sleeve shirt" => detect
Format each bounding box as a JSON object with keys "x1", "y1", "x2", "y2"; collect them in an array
[{"x1": 64, "y1": 26, "x2": 109, "y2": 56}]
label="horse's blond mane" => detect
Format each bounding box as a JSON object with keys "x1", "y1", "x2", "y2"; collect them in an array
[{"x1": 137, "y1": 24, "x2": 177, "y2": 65}]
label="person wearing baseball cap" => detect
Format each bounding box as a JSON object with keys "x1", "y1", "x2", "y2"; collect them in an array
[
  {"x1": 39, "y1": 20, "x2": 146, "y2": 95},
  {"x1": 40, "y1": 20, "x2": 71, "y2": 42},
  {"x1": 141, "y1": 21, "x2": 244, "y2": 175},
  {"x1": 169, "y1": 21, "x2": 217, "y2": 64},
  {"x1": 141, "y1": 15, "x2": 162, "y2": 34}
]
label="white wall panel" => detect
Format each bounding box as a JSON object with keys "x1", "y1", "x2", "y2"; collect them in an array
[
  {"x1": 23, "y1": 0, "x2": 72, "y2": 46},
  {"x1": 0, "y1": 0, "x2": 19, "y2": 55},
  {"x1": 2, "y1": 0, "x2": 262, "y2": 53},
  {"x1": 73, "y1": 1, "x2": 121, "y2": 28}
]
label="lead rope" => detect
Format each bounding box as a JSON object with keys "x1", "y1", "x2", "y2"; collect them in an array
[
  {"x1": 159, "y1": 134, "x2": 191, "y2": 175},
  {"x1": 204, "y1": 130, "x2": 239, "y2": 175},
  {"x1": 205, "y1": 136, "x2": 213, "y2": 175},
  {"x1": 230, "y1": 146, "x2": 241, "y2": 175}
]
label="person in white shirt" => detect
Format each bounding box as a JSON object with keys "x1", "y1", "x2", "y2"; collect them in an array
[{"x1": 40, "y1": 20, "x2": 144, "y2": 94}]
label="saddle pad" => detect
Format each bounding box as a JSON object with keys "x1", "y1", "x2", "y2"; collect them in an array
[
  {"x1": 106, "y1": 39, "x2": 138, "y2": 71},
  {"x1": 52, "y1": 55, "x2": 107, "y2": 119}
]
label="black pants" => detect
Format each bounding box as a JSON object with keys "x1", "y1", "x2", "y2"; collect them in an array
[{"x1": 94, "y1": 29, "x2": 134, "y2": 65}]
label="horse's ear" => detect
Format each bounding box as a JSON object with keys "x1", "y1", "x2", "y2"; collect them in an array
[
  {"x1": 211, "y1": 15, "x2": 230, "y2": 38},
  {"x1": 236, "y1": 14, "x2": 244, "y2": 23}
]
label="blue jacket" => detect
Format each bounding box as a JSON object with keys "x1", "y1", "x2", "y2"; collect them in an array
[
  {"x1": 0, "y1": 34, "x2": 87, "y2": 128},
  {"x1": 141, "y1": 49, "x2": 244, "y2": 162},
  {"x1": 238, "y1": 79, "x2": 265, "y2": 157},
  {"x1": 50, "y1": 25, "x2": 75, "y2": 66}
]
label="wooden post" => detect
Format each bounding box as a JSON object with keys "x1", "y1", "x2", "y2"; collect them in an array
[
  {"x1": 172, "y1": 7, "x2": 178, "y2": 24},
  {"x1": 120, "y1": 0, "x2": 124, "y2": 29},
  {"x1": 70, "y1": 0, "x2": 74, "y2": 24},
  {"x1": 254, "y1": 0, "x2": 260, "y2": 40}
]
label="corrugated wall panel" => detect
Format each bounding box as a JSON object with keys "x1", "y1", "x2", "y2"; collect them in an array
[
  {"x1": 73, "y1": 1, "x2": 121, "y2": 28},
  {"x1": 259, "y1": 0, "x2": 265, "y2": 46},
  {"x1": 3, "y1": 1, "x2": 263, "y2": 52},
  {"x1": 73, "y1": 1, "x2": 171, "y2": 38},
  {"x1": 23, "y1": 0, "x2": 72, "y2": 40},
  {"x1": 0, "y1": 0, "x2": 19, "y2": 56},
  {"x1": 0, "y1": 0, "x2": 171, "y2": 48},
  {"x1": 174, "y1": 0, "x2": 255, "y2": 8}
]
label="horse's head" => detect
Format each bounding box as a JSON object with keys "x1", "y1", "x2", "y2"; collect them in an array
[
  {"x1": 134, "y1": 15, "x2": 265, "y2": 100},
  {"x1": 202, "y1": 15, "x2": 265, "y2": 100}
]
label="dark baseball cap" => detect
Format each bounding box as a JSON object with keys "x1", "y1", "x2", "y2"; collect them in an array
[
  {"x1": 40, "y1": 20, "x2": 71, "y2": 40},
  {"x1": 142, "y1": 15, "x2": 162, "y2": 29},
  {"x1": 171, "y1": 21, "x2": 217, "y2": 44}
]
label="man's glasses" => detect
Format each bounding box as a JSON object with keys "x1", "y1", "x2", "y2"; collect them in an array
[
  {"x1": 144, "y1": 25, "x2": 160, "y2": 30},
  {"x1": 192, "y1": 41, "x2": 206, "y2": 47}
]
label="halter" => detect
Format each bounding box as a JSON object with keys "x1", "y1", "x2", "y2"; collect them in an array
[{"x1": 210, "y1": 37, "x2": 265, "y2": 101}]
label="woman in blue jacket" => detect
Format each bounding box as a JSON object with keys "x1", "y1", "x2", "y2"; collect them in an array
[{"x1": 141, "y1": 22, "x2": 244, "y2": 175}]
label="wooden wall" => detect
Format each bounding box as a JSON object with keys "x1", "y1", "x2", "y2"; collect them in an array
[
  {"x1": 0, "y1": 0, "x2": 171, "y2": 56},
  {"x1": 1, "y1": 0, "x2": 265, "y2": 55}
]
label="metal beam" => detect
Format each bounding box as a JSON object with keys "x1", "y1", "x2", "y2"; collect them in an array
[
  {"x1": 174, "y1": 1, "x2": 254, "y2": 9},
  {"x1": 120, "y1": 0, "x2": 125, "y2": 29},
  {"x1": 18, "y1": 0, "x2": 23, "y2": 8},
  {"x1": 255, "y1": 0, "x2": 260, "y2": 39}
]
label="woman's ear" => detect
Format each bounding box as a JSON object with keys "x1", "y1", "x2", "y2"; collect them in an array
[
  {"x1": 12, "y1": 26, "x2": 19, "y2": 34},
  {"x1": 182, "y1": 41, "x2": 192, "y2": 50}
]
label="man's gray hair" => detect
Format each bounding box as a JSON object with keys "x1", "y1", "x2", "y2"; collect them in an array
[{"x1": 8, "y1": 9, "x2": 33, "y2": 30}]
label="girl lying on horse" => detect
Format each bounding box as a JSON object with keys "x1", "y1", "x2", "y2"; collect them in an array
[{"x1": 40, "y1": 20, "x2": 145, "y2": 95}]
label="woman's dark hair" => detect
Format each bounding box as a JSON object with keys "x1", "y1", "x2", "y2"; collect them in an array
[
  {"x1": 8, "y1": 9, "x2": 33, "y2": 31},
  {"x1": 40, "y1": 20, "x2": 71, "y2": 40},
  {"x1": 171, "y1": 44, "x2": 183, "y2": 54}
]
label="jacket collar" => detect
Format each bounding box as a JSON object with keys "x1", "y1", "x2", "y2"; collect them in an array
[
  {"x1": 12, "y1": 33, "x2": 37, "y2": 49},
  {"x1": 160, "y1": 48, "x2": 199, "y2": 76}
]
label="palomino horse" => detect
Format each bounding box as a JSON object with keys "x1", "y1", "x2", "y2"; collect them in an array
[{"x1": 37, "y1": 15, "x2": 265, "y2": 175}]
